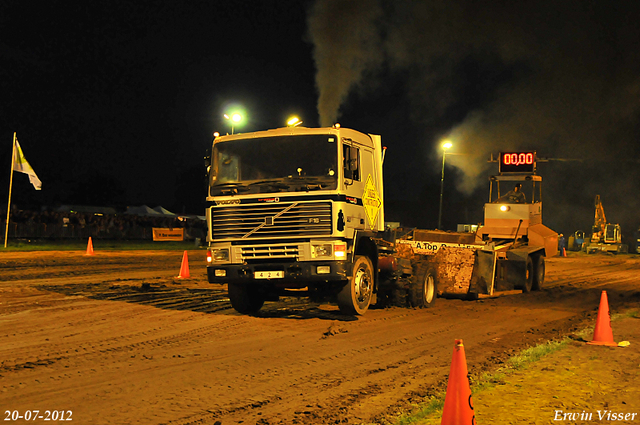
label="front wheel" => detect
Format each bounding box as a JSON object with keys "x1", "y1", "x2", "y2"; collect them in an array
[
  {"x1": 228, "y1": 283, "x2": 265, "y2": 314},
  {"x1": 532, "y1": 255, "x2": 545, "y2": 291},
  {"x1": 409, "y1": 263, "x2": 437, "y2": 307},
  {"x1": 337, "y1": 255, "x2": 374, "y2": 315},
  {"x1": 522, "y1": 256, "x2": 534, "y2": 293}
]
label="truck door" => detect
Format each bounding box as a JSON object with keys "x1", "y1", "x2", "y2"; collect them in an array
[{"x1": 343, "y1": 142, "x2": 381, "y2": 232}]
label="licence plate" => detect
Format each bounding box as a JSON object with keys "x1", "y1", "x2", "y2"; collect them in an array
[{"x1": 255, "y1": 271, "x2": 284, "y2": 279}]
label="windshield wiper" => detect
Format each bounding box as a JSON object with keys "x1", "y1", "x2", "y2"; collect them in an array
[
  {"x1": 285, "y1": 176, "x2": 335, "y2": 191},
  {"x1": 246, "y1": 179, "x2": 291, "y2": 193},
  {"x1": 248, "y1": 179, "x2": 291, "y2": 189},
  {"x1": 303, "y1": 184, "x2": 324, "y2": 191}
]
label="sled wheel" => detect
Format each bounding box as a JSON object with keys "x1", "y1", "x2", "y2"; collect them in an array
[
  {"x1": 522, "y1": 256, "x2": 534, "y2": 293},
  {"x1": 409, "y1": 263, "x2": 437, "y2": 307},
  {"x1": 532, "y1": 254, "x2": 545, "y2": 291}
]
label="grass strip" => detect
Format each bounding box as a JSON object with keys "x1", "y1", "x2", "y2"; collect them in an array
[{"x1": 612, "y1": 309, "x2": 639, "y2": 320}]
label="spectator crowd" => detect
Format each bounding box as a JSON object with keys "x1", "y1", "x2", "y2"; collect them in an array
[{"x1": 1, "y1": 206, "x2": 207, "y2": 241}]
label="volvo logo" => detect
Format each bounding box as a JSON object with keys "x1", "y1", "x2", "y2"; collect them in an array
[{"x1": 215, "y1": 199, "x2": 240, "y2": 205}]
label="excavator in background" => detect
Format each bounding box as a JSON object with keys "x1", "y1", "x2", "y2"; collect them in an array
[{"x1": 582, "y1": 195, "x2": 628, "y2": 254}]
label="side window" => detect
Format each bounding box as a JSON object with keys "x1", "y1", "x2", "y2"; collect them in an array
[{"x1": 343, "y1": 145, "x2": 360, "y2": 181}]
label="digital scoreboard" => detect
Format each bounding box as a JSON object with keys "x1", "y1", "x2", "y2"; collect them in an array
[{"x1": 499, "y1": 151, "x2": 536, "y2": 173}]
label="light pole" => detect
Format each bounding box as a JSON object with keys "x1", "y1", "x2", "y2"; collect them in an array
[
  {"x1": 223, "y1": 113, "x2": 243, "y2": 134},
  {"x1": 438, "y1": 141, "x2": 452, "y2": 230}
]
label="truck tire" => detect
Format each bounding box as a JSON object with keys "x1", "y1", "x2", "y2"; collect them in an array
[
  {"x1": 532, "y1": 255, "x2": 545, "y2": 291},
  {"x1": 337, "y1": 255, "x2": 374, "y2": 315},
  {"x1": 409, "y1": 264, "x2": 437, "y2": 308},
  {"x1": 522, "y1": 256, "x2": 534, "y2": 293},
  {"x1": 228, "y1": 283, "x2": 265, "y2": 314}
]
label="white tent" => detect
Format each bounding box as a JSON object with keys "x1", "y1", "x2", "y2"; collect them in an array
[
  {"x1": 125, "y1": 205, "x2": 204, "y2": 221},
  {"x1": 153, "y1": 206, "x2": 176, "y2": 216},
  {"x1": 124, "y1": 205, "x2": 163, "y2": 217}
]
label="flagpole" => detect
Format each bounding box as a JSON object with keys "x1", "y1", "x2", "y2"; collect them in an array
[{"x1": 4, "y1": 132, "x2": 17, "y2": 248}]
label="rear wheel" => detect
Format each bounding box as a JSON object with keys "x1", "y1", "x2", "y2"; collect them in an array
[
  {"x1": 228, "y1": 283, "x2": 265, "y2": 314},
  {"x1": 532, "y1": 255, "x2": 545, "y2": 291},
  {"x1": 522, "y1": 256, "x2": 534, "y2": 293},
  {"x1": 337, "y1": 255, "x2": 374, "y2": 315},
  {"x1": 409, "y1": 263, "x2": 437, "y2": 307}
]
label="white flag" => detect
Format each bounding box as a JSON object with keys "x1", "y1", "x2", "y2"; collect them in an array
[{"x1": 13, "y1": 139, "x2": 42, "y2": 190}]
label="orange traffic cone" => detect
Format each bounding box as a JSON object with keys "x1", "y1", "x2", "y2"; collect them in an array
[
  {"x1": 587, "y1": 290, "x2": 617, "y2": 347},
  {"x1": 176, "y1": 251, "x2": 190, "y2": 279},
  {"x1": 562, "y1": 247, "x2": 567, "y2": 257},
  {"x1": 441, "y1": 339, "x2": 476, "y2": 425},
  {"x1": 85, "y1": 237, "x2": 94, "y2": 256}
]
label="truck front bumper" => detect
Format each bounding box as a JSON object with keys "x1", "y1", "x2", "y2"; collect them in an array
[{"x1": 207, "y1": 261, "x2": 351, "y2": 286}]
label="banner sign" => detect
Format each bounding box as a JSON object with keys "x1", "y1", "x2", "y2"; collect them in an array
[
  {"x1": 397, "y1": 239, "x2": 482, "y2": 255},
  {"x1": 152, "y1": 228, "x2": 184, "y2": 241}
]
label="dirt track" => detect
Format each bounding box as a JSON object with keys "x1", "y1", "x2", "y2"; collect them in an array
[{"x1": 1, "y1": 250, "x2": 640, "y2": 424}]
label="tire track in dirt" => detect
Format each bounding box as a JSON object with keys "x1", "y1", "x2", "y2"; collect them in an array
[
  {"x1": 2, "y1": 253, "x2": 639, "y2": 425},
  {"x1": 163, "y1": 293, "x2": 588, "y2": 424},
  {"x1": 1, "y1": 302, "x2": 246, "y2": 376}
]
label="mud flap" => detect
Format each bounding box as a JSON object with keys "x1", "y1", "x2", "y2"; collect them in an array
[
  {"x1": 469, "y1": 250, "x2": 497, "y2": 296},
  {"x1": 494, "y1": 257, "x2": 527, "y2": 290}
]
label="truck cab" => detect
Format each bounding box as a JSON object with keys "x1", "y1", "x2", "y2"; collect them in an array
[{"x1": 205, "y1": 126, "x2": 384, "y2": 314}]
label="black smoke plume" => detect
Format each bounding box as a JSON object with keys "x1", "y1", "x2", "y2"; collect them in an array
[{"x1": 308, "y1": 0, "x2": 640, "y2": 238}]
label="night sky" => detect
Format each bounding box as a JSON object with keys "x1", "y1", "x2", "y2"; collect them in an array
[{"x1": 3, "y1": 1, "x2": 640, "y2": 243}]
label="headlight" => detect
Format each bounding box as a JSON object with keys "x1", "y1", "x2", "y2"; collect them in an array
[
  {"x1": 212, "y1": 248, "x2": 229, "y2": 261},
  {"x1": 311, "y1": 244, "x2": 333, "y2": 258},
  {"x1": 499, "y1": 205, "x2": 511, "y2": 212}
]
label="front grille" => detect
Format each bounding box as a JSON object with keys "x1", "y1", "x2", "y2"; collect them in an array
[
  {"x1": 211, "y1": 201, "x2": 332, "y2": 240},
  {"x1": 241, "y1": 245, "x2": 299, "y2": 259}
]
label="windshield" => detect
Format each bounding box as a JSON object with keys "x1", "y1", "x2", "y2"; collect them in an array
[{"x1": 209, "y1": 134, "x2": 338, "y2": 196}]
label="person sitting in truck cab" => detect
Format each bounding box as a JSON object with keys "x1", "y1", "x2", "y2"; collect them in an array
[{"x1": 495, "y1": 183, "x2": 527, "y2": 204}]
